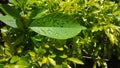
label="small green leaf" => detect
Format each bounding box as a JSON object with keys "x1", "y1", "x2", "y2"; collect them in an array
[
  {"x1": 113, "y1": 10, "x2": 120, "y2": 16},
  {"x1": 105, "y1": 32, "x2": 117, "y2": 45},
  {"x1": 60, "y1": 54, "x2": 67, "y2": 58},
  {"x1": 0, "y1": 45, "x2": 4, "y2": 54},
  {"x1": 33, "y1": 9, "x2": 48, "y2": 19},
  {"x1": 48, "y1": 57, "x2": 56, "y2": 66},
  {"x1": 55, "y1": 65, "x2": 62, "y2": 68},
  {"x1": 42, "y1": 57, "x2": 48, "y2": 64},
  {"x1": 45, "y1": 44, "x2": 50, "y2": 48},
  {"x1": 1, "y1": 27, "x2": 8, "y2": 37},
  {"x1": 29, "y1": 51, "x2": 36, "y2": 57},
  {"x1": 93, "y1": 62, "x2": 97, "y2": 68},
  {"x1": 10, "y1": 56, "x2": 19, "y2": 63},
  {"x1": 96, "y1": 61, "x2": 101, "y2": 67},
  {"x1": 67, "y1": 57, "x2": 84, "y2": 65},
  {"x1": 38, "y1": 61, "x2": 42, "y2": 67},
  {"x1": 56, "y1": 47, "x2": 64, "y2": 51},
  {"x1": 16, "y1": 57, "x2": 29, "y2": 68},
  {"x1": 0, "y1": 14, "x2": 17, "y2": 28}
]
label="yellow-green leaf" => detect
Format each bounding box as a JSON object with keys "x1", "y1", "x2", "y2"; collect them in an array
[
  {"x1": 29, "y1": 51, "x2": 36, "y2": 57},
  {"x1": 67, "y1": 57, "x2": 84, "y2": 65},
  {"x1": 42, "y1": 57, "x2": 48, "y2": 64},
  {"x1": 10, "y1": 56, "x2": 19, "y2": 63},
  {"x1": 48, "y1": 57, "x2": 56, "y2": 66},
  {"x1": 60, "y1": 54, "x2": 67, "y2": 58}
]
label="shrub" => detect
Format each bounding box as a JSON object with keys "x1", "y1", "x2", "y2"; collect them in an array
[{"x1": 0, "y1": 0, "x2": 120, "y2": 68}]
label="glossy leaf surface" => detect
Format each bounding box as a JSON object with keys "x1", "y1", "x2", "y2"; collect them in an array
[{"x1": 30, "y1": 13, "x2": 86, "y2": 39}]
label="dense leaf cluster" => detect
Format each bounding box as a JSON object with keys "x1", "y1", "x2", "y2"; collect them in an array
[{"x1": 0, "y1": 0, "x2": 120, "y2": 68}]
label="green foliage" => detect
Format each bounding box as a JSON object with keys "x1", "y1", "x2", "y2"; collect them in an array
[{"x1": 0, "y1": 0, "x2": 120, "y2": 68}]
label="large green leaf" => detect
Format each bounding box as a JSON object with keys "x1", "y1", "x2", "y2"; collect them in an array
[
  {"x1": 0, "y1": 14, "x2": 17, "y2": 28},
  {"x1": 30, "y1": 13, "x2": 86, "y2": 39},
  {"x1": 0, "y1": 4, "x2": 20, "y2": 18}
]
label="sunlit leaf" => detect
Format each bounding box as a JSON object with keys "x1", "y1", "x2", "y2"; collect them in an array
[
  {"x1": 67, "y1": 64, "x2": 72, "y2": 68},
  {"x1": 1, "y1": 27, "x2": 8, "y2": 37},
  {"x1": 45, "y1": 44, "x2": 50, "y2": 48},
  {"x1": 93, "y1": 62, "x2": 97, "y2": 68},
  {"x1": 56, "y1": 47, "x2": 64, "y2": 51},
  {"x1": 38, "y1": 61, "x2": 42, "y2": 67},
  {"x1": 55, "y1": 65, "x2": 62, "y2": 68},
  {"x1": 4, "y1": 64, "x2": 28, "y2": 68},
  {"x1": 60, "y1": 54, "x2": 67, "y2": 58},
  {"x1": 113, "y1": 10, "x2": 120, "y2": 16},
  {"x1": 67, "y1": 57, "x2": 84, "y2": 65},
  {"x1": 105, "y1": 32, "x2": 118, "y2": 45},
  {"x1": 10, "y1": 56, "x2": 19, "y2": 63},
  {"x1": 42, "y1": 57, "x2": 48, "y2": 64},
  {"x1": 16, "y1": 57, "x2": 29, "y2": 68},
  {"x1": 48, "y1": 57, "x2": 56, "y2": 66},
  {"x1": 29, "y1": 51, "x2": 36, "y2": 57},
  {"x1": 97, "y1": 61, "x2": 101, "y2": 67}
]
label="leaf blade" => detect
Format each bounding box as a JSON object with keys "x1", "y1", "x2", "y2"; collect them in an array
[
  {"x1": 30, "y1": 13, "x2": 86, "y2": 39},
  {"x1": 67, "y1": 57, "x2": 84, "y2": 65},
  {"x1": 0, "y1": 14, "x2": 17, "y2": 28},
  {"x1": 0, "y1": 4, "x2": 20, "y2": 18}
]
